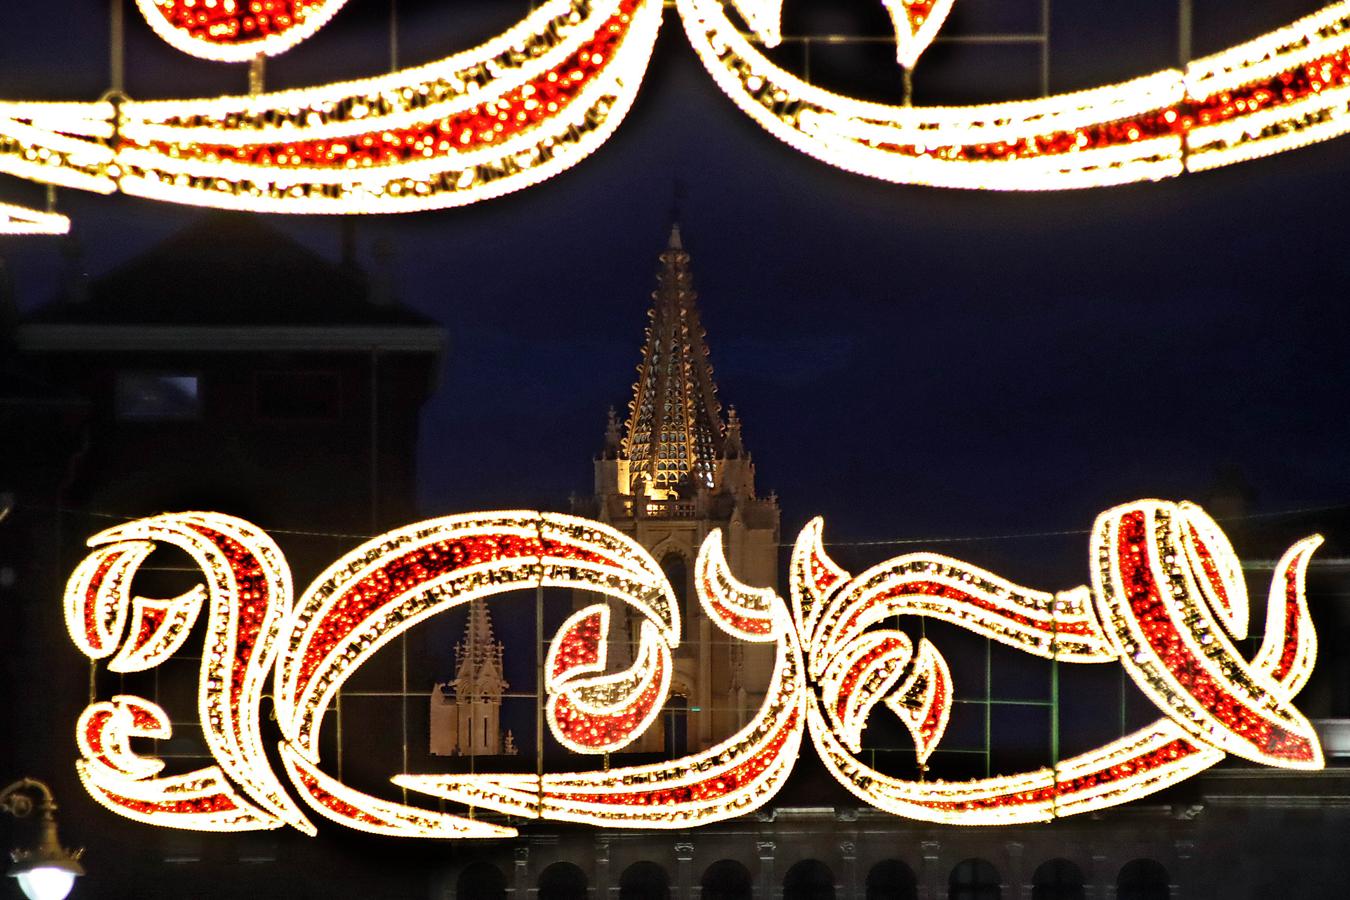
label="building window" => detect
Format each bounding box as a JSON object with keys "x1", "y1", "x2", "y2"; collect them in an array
[
  {"x1": 115, "y1": 372, "x2": 200, "y2": 421},
  {"x1": 949, "y1": 858, "x2": 1001, "y2": 900},
  {"x1": 1032, "y1": 859, "x2": 1085, "y2": 900},
  {"x1": 254, "y1": 370, "x2": 342, "y2": 422}
]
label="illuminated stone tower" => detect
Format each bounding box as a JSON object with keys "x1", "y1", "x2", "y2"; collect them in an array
[
  {"x1": 430, "y1": 599, "x2": 515, "y2": 756},
  {"x1": 578, "y1": 224, "x2": 781, "y2": 753}
]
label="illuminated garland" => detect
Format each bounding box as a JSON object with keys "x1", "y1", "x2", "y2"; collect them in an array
[
  {"x1": 883, "y1": 0, "x2": 957, "y2": 70},
  {"x1": 803, "y1": 499, "x2": 1323, "y2": 825},
  {"x1": 65, "y1": 513, "x2": 315, "y2": 834},
  {"x1": 0, "y1": 200, "x2": 69, "y2": 235},
  {"x1": 545, "y1": 605, "x2": 675, "y2": 754},
  {"x1": 679, "y1": 0, "x2": 1350, "y2": 190},
  {"x1": 273, "y1": 510, "x2": 679, "y2": 837},
  {"x1": 2, "y1": 2, "x2": 1350, "y2": 217},
  {"x1": 64, "y1": 500, "x2": 1323, "y2": 835},
  {"x1": 398, "y1": 527, "x2": 807, "y2": 829},
  {"x1": 1091, "y1": 502, "x2": 1322, "y2": 768},
  {"x1": 0, "y1": 0, "x2": 663, "y2": 215},
  {"x1": 136, "y1": 0, "x2": 352, "y2": 62}
]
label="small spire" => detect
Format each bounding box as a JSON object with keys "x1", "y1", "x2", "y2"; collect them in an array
[
  {"x1": 601, "y1": 406, "x2": 623, "y2": 459},
  {"x1": 723, "y1": 405, "x2": 745, "y2": 459},
  {"x1": 668, "y1": 222, "x2": 683, "y2": 251}
]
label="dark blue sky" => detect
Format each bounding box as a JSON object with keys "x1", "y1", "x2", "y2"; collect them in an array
[{"x1": 3, "y1": 0, "x2": 1348, "y2": 576}]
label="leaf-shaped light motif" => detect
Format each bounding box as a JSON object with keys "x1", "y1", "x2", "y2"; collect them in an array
[
  {"x1": 136, "y1": 0, "x2": 352, "y2": 62},
  {"x1": 728, "y1": 0, "x2": 787, "y2": 47},
  {"x1": 883, "y1": 0, "x2": 958, "y2": 69},
  {"x1": 884, "y1": 638, "x2": 952, "y2": 765}
]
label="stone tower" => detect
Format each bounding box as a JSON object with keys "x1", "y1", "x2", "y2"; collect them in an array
[
  {"x1": 430, "y1": 598, "x2": 515, "y2": 756},
  {"x1": 575, "y1": 224, "x2": 781, "y2": 753}
]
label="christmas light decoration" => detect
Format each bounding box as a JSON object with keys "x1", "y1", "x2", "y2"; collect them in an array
[
  {"x1": 65, "y1": 513, "x2": 315, "y2": 834},
  {"x1": 884, "y1": 0, "x2": 958, "y2": 70},
  {"x1": 545, "y1": 605, "x2": 675, "y2": 754},
  {"x1": 64, "y1": 499, "x2": 1324, "y2": 836},
  {"x1": 106, "y1": 587, "x2": 206, "y2": 674},
  {"x1": 136, "y1": 0, "x2": 352, "y2": 62},
  {"x1": 398, "y1": 529, "x2": 808, "y2": 829},
  {"x1": 802, "y1": 499, "x2": 1323, "y2": 826},
  {"x1": 677, "y1": 0, "x2": 1350, "y2": 190},
  {"x1": 75, "y1": 694, "x2": 284, "y2": 832},
  {"x1": 2, "y1": 2, "x2": 1350, "y2": 218},
  {"x1": 0, "y1": 200, "x2": 69, "y2": 235},
  {"x1": 273, "y1": 510, "x2": 679, "y2": 837},
  {"x1": 1091, "y1": 501, "x2": 1322, "y2": 768}
]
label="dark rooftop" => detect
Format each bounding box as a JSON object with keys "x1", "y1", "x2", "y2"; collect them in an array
[{"x1": 25, "y1": 212, "x2": 434, "y2": 328}]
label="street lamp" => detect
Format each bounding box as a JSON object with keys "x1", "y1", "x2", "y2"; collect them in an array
[{"x1": 0, "y1": 780, "x2": 83, "y2": 900}]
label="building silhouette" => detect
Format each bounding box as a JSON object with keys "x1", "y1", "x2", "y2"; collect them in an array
[{"x1": 1, "y1": 214, "x2": 446, "y2": 899}]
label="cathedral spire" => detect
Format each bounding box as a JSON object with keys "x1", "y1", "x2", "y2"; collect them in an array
[
  {"x1": 452, "y1": 599, "x2": 507, "y2": 699},
  {"x1": 624, "y1": 224, "x2": 724, "y2": 496}
]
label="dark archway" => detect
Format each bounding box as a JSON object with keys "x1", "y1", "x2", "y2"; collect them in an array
[
  {"x1": 539, "y1": 861, "x2": 589, "y2": 900},
  {"x1": 866, "y1": 859, "x2": 917, "y2": 900},
  {"x1": 784, "y1": 859, "x2": 835, "y2": 900},
  {"x1": 619, "y1": 860, "x2": 671, "y2": 900},
  {"x1": 1032, "y1": 859, "x2": 1085, "y2": 900},
  {"x1": 1118, "y1": 859, "x2": 1170, "y2": 900},
  {"x1": 456, "y1": 861, "x2": 506, "y2": 900},
  {"x1": 660, "y1": 552, "x2": 690, "y2": 640},
  {"x1": 663, "y1": 693, "x2": 689, "y2": 757},
  {"x1": 949, "y1": 858, "x2": 1001, "y2": 900},
  {"x1": 701, "y1": 859, "x2": 753, "y2": 900}
]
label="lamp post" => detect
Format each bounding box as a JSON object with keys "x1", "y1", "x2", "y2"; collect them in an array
[{"x1": 0, "y1": 780, "x2": 84, "y2": 900}]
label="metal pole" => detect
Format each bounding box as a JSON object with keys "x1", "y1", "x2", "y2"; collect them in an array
[
  {"x1": 1178, "y1": 0, "x2": 1193, "y2": 65},
  {"x1": 536, "y1": 581, "x2": 545, "y2": 778},
  {"x1": 249, "y1": 54, "x2": 266, "y2": 96},
  {"x1": 110, "y1": 0, "x2": 125, "y2": 94}
]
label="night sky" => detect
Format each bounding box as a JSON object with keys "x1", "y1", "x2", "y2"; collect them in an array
[{"x1": 3, "y1": 0, "x2": 1349, "y2": 581}]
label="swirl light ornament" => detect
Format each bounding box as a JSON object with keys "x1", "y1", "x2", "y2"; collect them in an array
[
  {"x1": 65, "y1": 513, "x2": 314, "y2": 833},
  {"x1": 64, "y1": 500, "x2": 1323, "y2": 836},
  {"x1": 3, "y1": 2, "x2": 1350, "y2": 220},
  {"x1": 679, "y1": 0, "x2": 1350, "y2": 189},
  {"x1": 0, "y1": 0, "x2": 663, "y2": 217}
]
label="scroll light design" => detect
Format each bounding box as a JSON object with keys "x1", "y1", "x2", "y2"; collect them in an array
[
  {"x1": 682, "y1": 0, "x2": 1350, "y2": 190},
  {"x1": 64, "y1": 500, "x2": 1323, "y2": 835},
  {"x1": 0, "y1": 0, "x2": 664, "y2": 216},
  {"x1": 799, "y1": 499, "x2": 1323, "y2": 825},
  {"x1": 65, "y1": 513, "x2": 313, "y2": 833}
]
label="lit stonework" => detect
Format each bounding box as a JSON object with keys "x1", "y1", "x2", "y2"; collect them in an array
[
  {"x1": 431, "y1": 599, "x2": 516, "y2": 757},
  {"x1": 574, "y1": 224, "x2": 781, "y2": 752}
]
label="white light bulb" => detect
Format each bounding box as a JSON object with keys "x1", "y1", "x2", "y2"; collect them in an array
[{"x1": 14, "y1": 867, "x2": 76, "y2": 900}]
